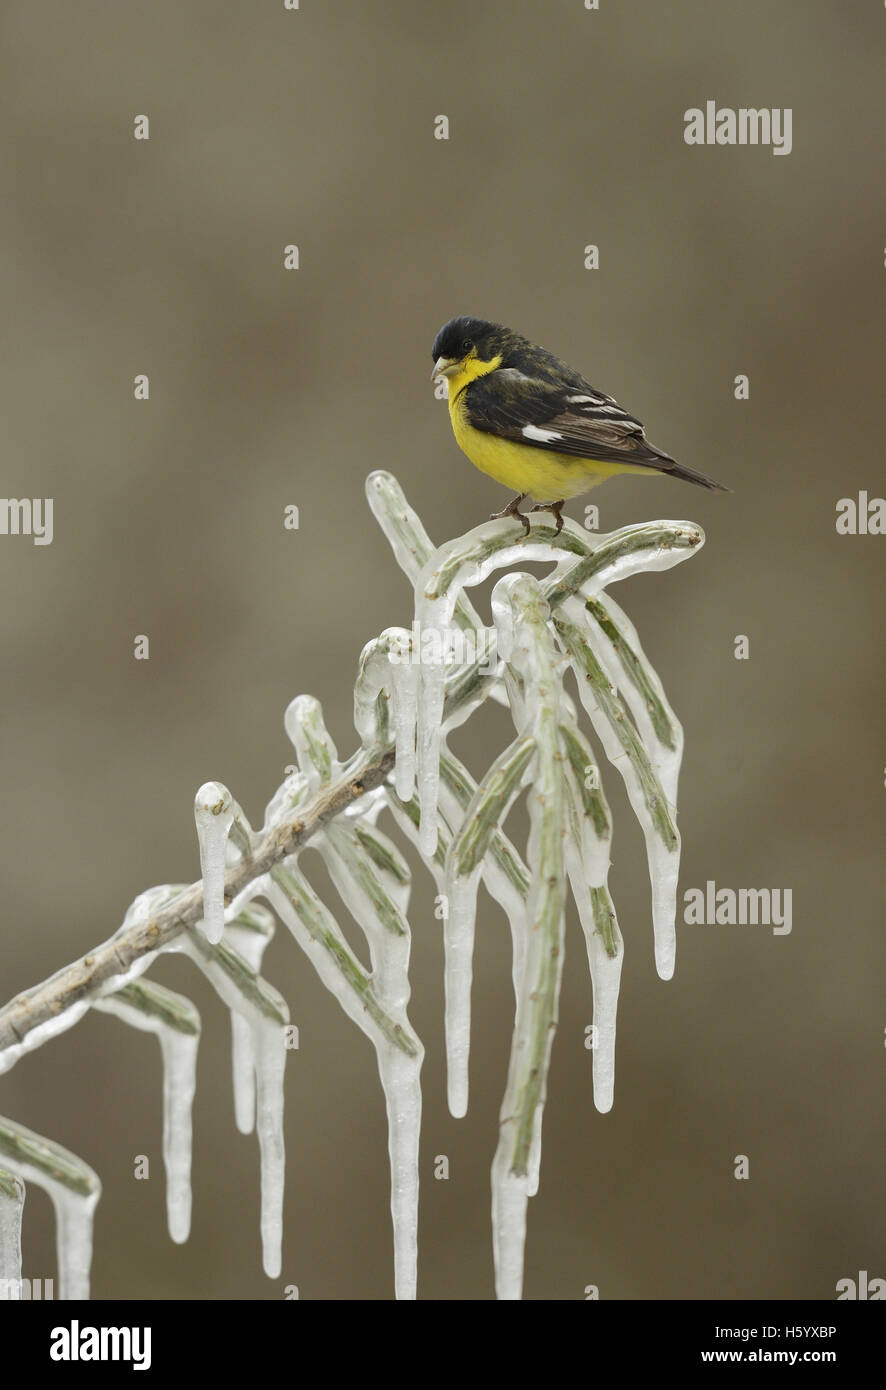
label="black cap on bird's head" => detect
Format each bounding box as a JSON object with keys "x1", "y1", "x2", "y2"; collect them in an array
[{"x1": 431, "y1": 316, "x2": 512, "y2": 381}]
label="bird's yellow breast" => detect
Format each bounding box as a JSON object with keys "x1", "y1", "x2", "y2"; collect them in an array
[{"x1": 448, "y1": 369, "x2": 641, "y2": 502}]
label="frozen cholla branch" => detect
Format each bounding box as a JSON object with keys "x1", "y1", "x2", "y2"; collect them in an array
[
  {"x1": 0, "y1": 1118, "x2": 100, "y2": 1300},
  {"x1": 0, "y1": 470, "x2": 707, "y2": 1301},
  {"x1": 0, "y1": 1168, "x2": 25, "y2": 1292}
]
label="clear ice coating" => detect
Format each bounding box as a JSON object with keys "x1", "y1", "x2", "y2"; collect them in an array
[
  {"x1": 225, "y1": 907, "x2": 277, "y2": 1136},
  {"x1": 0, "y1": 1117, "x2": 101, "y2": 1300},
  {"x1": 95, "y1": 979, "x2": 200, "y2": 1243},
  {"x1": 370, "y1": 482, "x2": 702, "y2": 1298},
  {"x1": 194, "y1": 782, "x2": 235, "y2": 944},
  {"x1": 0, "y1": 470, "x2": 706, "y2": 1302},
  {"x1": 0, "y1": 1169, "x2": 24, "y2": 1290},
  {"x1": 557, "y1": 594, "x2": 681, "y2": 981},
  {"x1": 442, "y1": 735, "x2": 535, "y2": 1118},
  {"x1": 277, "y1": 689, "x2": 423, "y2": 1300},
  {"x1": 174, "y1": 933, "x2": 287, "y2": 1279}
]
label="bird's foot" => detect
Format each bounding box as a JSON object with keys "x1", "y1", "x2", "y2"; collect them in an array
[
  {"x1": 489, "y1": 492, "x2": 530, "y2": 536},
  {"x1": 528, "y1": 499, "x2": 566, "y2": 535}
]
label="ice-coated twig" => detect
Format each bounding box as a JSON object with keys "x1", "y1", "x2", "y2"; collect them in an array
[
  {"x1": 94, "y1": 979, "x2": 200, "y2": 1243},
  {"x1": 0, "y1": 1168, "x2": 24, "y2": 1292},
  {"x1": 284, "y1": 694, "x2": 338, "y2": 788},
  {"x1": 412, "y1": 520, "x2": 594, "y2": 856},
  {"x1": 366, "y1": 469, "x2": 487, "y2": 636},
  {"x1": 542, "y1": 519, "x2": 704, "y2": 610},
  {"x1": 585, "y1": 595, "x2": 680, "y2": 760},
  {"x1": 438, "y1": 749, "x2": 531, "y2": 1004},
  {"x1": 488, "y1": 574, "x2": 567, "y2": 1301},
  {"x1": 266, "y1": 688, "x2": 424, "y2": 1300},
  {"x1": 224, "y1": 904, "x2": 277, "y2": 1135},
  {"x1": 0, "y1": 470, "x2": 709, "y2": 1302},
  {"x1": 320, "y1": 823, "x2": 421, "y2": 1298},
  {"x1": 194, "y1": 782, "x2": 243, "y2": 943},
  {"x1": 407, "y1": 513, "x2": 700, "y2": 858},
  {"x1": 0, "y1": 750, "x2": 395, "y2": 1067},
  {"x1": 390, "y1": 751, "x2": 532, "y2": 1019},
  {"x1": 443, "y1": 735, "x2": 535, "y2": 1118},
  {"x1": 312, "y1": 815, "x2": 422, "y2": 1298},
  {"x1": 0, "y1": 1118, "x2": 100, "y2": 1300},
  {"x1": 559, "y1": 719, "x2": 623, "y2": 1114},
  {"x1": 267, "y1": 858, "x2": 423, "y2": 1299},
  {"x1": 353, "y1": 629, "x2": 426, "y2": 803},
  {"x1": 172, "y1": 932, "x2": 288, "y2": 1279},
  {"x1": 554, "y1": 600, "x2": 681, "y2": 980},
  {"x1": 268, "y1": 865, "x2": 419, "y2": 1057}
]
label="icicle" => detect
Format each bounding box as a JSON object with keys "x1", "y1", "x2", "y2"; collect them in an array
[
  {"x1": 224, "y1": 905, "x2": 276, "y2": 1136},
  {"x1": 565, "y1": 855, "x2": 623, "y2": 1114},
  {"x1": 312, "y1": 820, "x2": 421, "y2": 1296},
  {"x1": 158, "y1": 1029, "x2": 198, "y2": 1242},
  {"x1": 437, "y1": 749, "x2": 530, "y2": 1008},
  {"x1": 269, "y1": 856, "x2": 422, "y2": 1299},
  {"x1": 442, "y1": 877, "x2": 476, "y2": 1119},
  {"x1": 253, "y1": 1018, "x2": 286, "y2": 1280},
  {"x1": 491, "y1": 1163, "x2": 531, "y2": 1300},
  {"x1": 442, "y1": 734, "x2": 535, "y2": 1118},
  {"x1": 558, "y1": 716, "x2": 624, "y2": 1114},
  {"x1": 95, "y1": 979, "x2": 200, "y2": 1243},
  {"x1": 353, "y1": 628, "x2": 417, "y2": 801},
  {"x1": 487, "y1": 575, "x2": 567, "y2": 1301},
  {"x1": 0, "y1": 1169, "x2": 24, "y2": 1294},
  {"x1": 0, "y1": 1118, "x2": 100, "y2": 1300},
  {"x1": 371, "y1": 920, "x2": 421, "y2": 1302},
  {"x1": 174, "y1": 934, "x2": 288, "y2": 1278},
  {"x1": 555, "y1": 597, "x2": 680, "y2": 980},
  {"x1": 194, "y1": 782, "x2": 234, "y2": 944},
  {"x1": 390, "y1": 659, "x2": 419, "y2": 801},
  {"x1": 53, "y1": 1180, "x2": 100, "y2": 1301}
]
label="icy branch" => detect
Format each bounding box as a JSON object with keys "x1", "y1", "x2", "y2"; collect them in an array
[
  {"x1": 0, "y1": 469, "x2": 708, "y2": 1303},
  {"x1": 0, "y1": 748, "x2": 395, "y2": 1067}
]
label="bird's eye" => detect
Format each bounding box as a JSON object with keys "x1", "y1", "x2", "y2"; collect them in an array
[{"x1": 462, "y1": 339, "x2": 474, "y2": 354}]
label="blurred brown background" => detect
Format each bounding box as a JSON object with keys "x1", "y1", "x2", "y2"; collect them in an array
[{"x1": 1, "y1": 0, "x2": 884, "y2": 1300}]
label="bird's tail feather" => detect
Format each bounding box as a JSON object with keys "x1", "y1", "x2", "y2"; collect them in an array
[{"x1": 659, "y1": 455, "x2": 731, "y2": 492}]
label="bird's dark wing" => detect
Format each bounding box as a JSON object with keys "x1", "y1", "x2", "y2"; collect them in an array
[{"x1": 462, "y1": 369, "x2": 729, "y2": 491}]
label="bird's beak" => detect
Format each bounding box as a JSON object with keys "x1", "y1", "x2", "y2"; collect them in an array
[{"x1": 431, "y1": 356, "x2": 459, "y2": 382}]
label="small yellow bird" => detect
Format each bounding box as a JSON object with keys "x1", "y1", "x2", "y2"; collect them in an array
[{"x1": 431, "y1": 316, "x2": 729, "y2": 533}]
